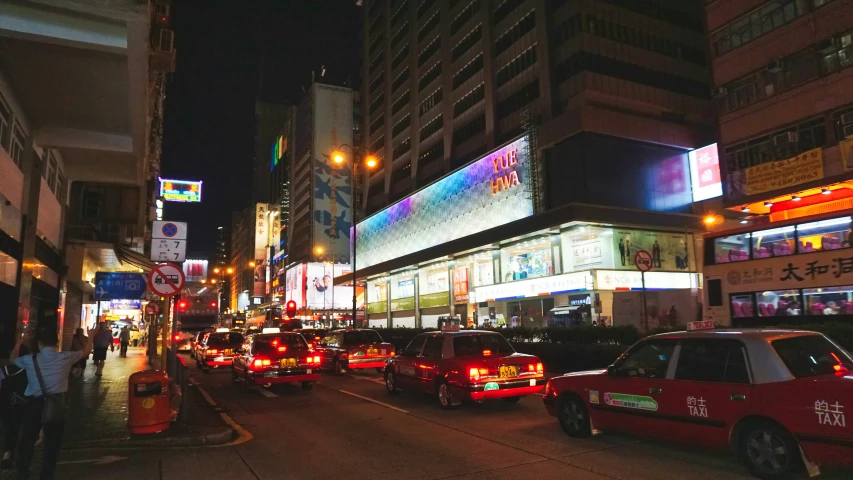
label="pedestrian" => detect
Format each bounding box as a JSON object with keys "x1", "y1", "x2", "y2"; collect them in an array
[
  {"x1": 92, "y1": 322, "x2": 113, "y2": 376},
  {"x1": 10, "y1": 327, "x2": 95, "y2": 480},
  {"x1": 69, "y1": 328, "x2": 87, "y2": 377},
  {"x1": 0, "y1": 345, "x2": 29, "y2": 471},
  {"x1": 119, "y1": 326, "x2": 131, "y2": 358}
]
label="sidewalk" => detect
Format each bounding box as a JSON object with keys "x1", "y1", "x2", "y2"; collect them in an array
[{"x1": 61, "y1": 346, "x2": 233, "y2": 448}]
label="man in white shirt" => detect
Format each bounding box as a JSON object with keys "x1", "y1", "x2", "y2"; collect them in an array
[{"x1": 10, "y1": 327, "x2": 95, "y2": 480}]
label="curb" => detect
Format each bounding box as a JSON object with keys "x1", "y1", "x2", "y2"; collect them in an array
[{"x1": 66, "y1": 427, "x2": 234, "y2": 450}]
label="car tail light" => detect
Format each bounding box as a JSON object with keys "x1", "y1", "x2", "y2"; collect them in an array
[
  {"x1": 174, "y1": 334, "x2": 180, "y2": 341},
  {"x1": 252, "y1": 358, "x2": 271, "y2": 369},
  {"x1": 528, "y1": 364, "x2": 535, "y2": 372},
  {"x1": 305, "y1": 355, "x2": 321, "y2": 364},
  {"x1": 307, "y1": 343, "x2": 313, "y2": 349},
  {"x1": 278, "y1": 346, "x2": 287, "y2": 352},
  {"x1": 315, "y1": 336, "x2": 321, "y2": 341},
  {"x1": 272, "y1": 340, "x2": 278, "y2": 346},
  {"x1": 469, "y1": 367, "x2": 480, "y2": 382},
  {"x1": 206, "y1": 349, "x2": 218, "y2": 355},
  {"x1": 536, "y1": 362, "x2": 543, "y2": 374},
  {"x1": 482, "y1": 349, "x2": 492, "y2": 357},
  {"x1": 390, "y1": 351, "x2": 395, "y2": 356},
  {"x1": 544, "y1": 380, "x2": 555, "y2": 398},
  {"x1": 313, "y1": 355, "x2": 320, "y2": 364}
]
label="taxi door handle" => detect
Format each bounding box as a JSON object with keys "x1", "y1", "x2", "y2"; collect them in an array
[
  {"x1": 649, "y1": 387, "x2": 662, "y2": 395},
  {"x1": 730, "y1": 393, "x2": 747, "y2": 401}
]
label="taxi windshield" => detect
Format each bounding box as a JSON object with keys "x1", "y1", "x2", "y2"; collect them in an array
[
  {"x1": 772, "y1": 335, "x2": 853, "y2": 378},
  {"x1": 453, "y1": 334, "x2": 515, "y2": 357},
  {"x1": 252, "y1": 335, "x2": 307, "y2": 355},
  {"x1": 206, "y1": 333, "x2": 244, "y2": 346},
  {"x1": 344, "y1": 330, "x2": 383, "y2": 345}
]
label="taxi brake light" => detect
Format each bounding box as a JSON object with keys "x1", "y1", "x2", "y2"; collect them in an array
[
  {"x1": 174, "y1": 334, "x2": 180, "y2": 341},
  {"x1": 536, "y1": 362, "x2": 543, "y2": 373},
  {"x1": 528, "y1": 364, "x2": 535, "y2": 372},
  {"x1": 272, "y1": 340, "x2": 278, "y2": 346},
  {"x1": 482, "y1": 349, "x2": 492, "y2": 357},
  {"x1": 206, "y1": 349, "x2": 218, "y2": 355},
  {"x1": 253, "y1": 358, "x2": 271, "y2": 368},
  {"x1": 278, "y1": 346, "x2": 287, "y2": 352},
  {"x1": 313, "y1": 355, "x2": 320, "y2": 363},
  {"x1": 833, "y1": 364, "x2": 848, "y2": 372},
  {"x1": 307, "y1": 343, "x2": 313, "y2": 349},
  {"x1": 390, "y1": 351, "x2": 395, "y2": 356},
  {"x1": 469, "y1": 367, "x2": 480, "y2": 382}
]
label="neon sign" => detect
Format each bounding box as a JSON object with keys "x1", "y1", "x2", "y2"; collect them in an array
[
  {"x1": 688, "y1": 144, "x2": 722, "y2": 202},
  {"x1": 490, "y1": 148, "x2": 521, "y2": 195},
  {"x1": 159, "y1": 178, "x2": 202, "y2": 203}
]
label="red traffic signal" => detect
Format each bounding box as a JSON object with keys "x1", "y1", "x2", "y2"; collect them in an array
[
  {"x1": 178, "y1": 300, "x2": 188, "y2": 309},
  {"x1": 285, "y1": 300, "x2": 297, "y2": 319}
]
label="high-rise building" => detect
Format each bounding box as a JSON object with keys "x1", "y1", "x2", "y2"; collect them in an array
[
  {"x1": 254, "y1": 101, "x2": 294, "y2": 204},
  {"x1": 360, "y1": 0, "x2": 714, "y2": 215}
]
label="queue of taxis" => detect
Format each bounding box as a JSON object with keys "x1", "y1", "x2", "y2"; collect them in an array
[
  {"x1": 314, "y1": 328, "x2": 396, "y2": 375},
  {"x1": 543, "y1": 326, "x2": 853, "y2": 479},
  {"x1": 195, "y1": 330, "x2": 245, "y2": 371},
  {"x1": 231, "y1": 332, "x2": 319, "y2": 390},
  {"x1": 384, "y1": 329, "x2": 544, "y2": 409}
]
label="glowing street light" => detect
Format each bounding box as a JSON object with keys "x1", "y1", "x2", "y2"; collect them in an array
[
  {"x1": 315, "y1": 246, "x2": 324, "y2": 255},
  {"x1": 365, "y1": 155, "x2": 378, "y2": 169},
  {"x1": 213, "y1": 267, "x2": 220, "y2": 274},
  {"x1": 226, "y1": 267, "x2": 234, "y2": 274},
  {"x1": 332, "y1": 151, "x2": 345, "y2": 164},
  {"x1": 210, "y1": 278, "x2": 217, "y2": 284},
  {"x1": 248, "y1": 261, "x2": 256, "y2": 268}
]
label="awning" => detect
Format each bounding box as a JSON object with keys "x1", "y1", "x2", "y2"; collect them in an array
[
  {"x1": 116, "y1": 245, "x2": 154, "y2": 272},
  {"x1": 728, "y1": 180, "x2": 853, "y2": 222}
]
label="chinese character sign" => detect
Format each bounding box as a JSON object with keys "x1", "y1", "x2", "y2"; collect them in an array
[
  {"x1": 688, "y1": 143, "x2": 722, "y2": 201},
  {"x1": 452, "y1": 267, "x2": 469, "y2": 303},
  {"x1": 742, "y1": 148, "x2": 823, "y2": 196}
]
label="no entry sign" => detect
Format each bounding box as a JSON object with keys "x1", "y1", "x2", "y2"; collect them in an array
[
  {"x1": 147, "y1": 263, "x2": 185, "y2": 297},
  {"x1": 144, "y1": 303, "x2": 160, "y2": 315},
  {"x1": 634, "y1": 250, "x2": 653, "y2": 273}
]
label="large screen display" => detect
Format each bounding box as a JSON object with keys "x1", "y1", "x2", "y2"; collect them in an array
[
  {"x1": 354, "y1": 136, "x2": 534, "y2": 270},
  {"x1": 688, "y1": 143, "x2": 722, "y2": 202},
  {"x1": 159, "y1": 178, "x2": 202, "y2": 203},
  {"x1": 305, "y1": 262, "x2": 362, "y2": 310}
]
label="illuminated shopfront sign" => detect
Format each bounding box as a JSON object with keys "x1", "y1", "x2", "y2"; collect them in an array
[
  {"x1": 474, "y1": 271, "x2": 593, "y2": 302},
  {"x1": 355, "y1": 136, "x2": 533, "y2": 270},
  {"x1": 159, "y1": 178, "x2": 202, "y2": 203},
  {"x1": 594, "y1": 270, "x2": 696, "y2": 290},
  {"x1": 688, "y1": 143, "x2": 722, "y2": 202}
]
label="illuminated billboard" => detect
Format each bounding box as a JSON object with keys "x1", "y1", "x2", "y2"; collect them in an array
[
  {"x1": 159, "y1": 178, "x2": 202, "y2": 203},
  {"x1": 688, "y1": 144, "x2": 722, "y2": 202},
  {"x1": 354, "y1": 136, "x2": 534, "y2": 270}
]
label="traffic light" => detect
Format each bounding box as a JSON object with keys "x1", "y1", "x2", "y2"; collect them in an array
[
  {"x1": 285, "y1": 300, "x2": 297, "y2": 319},
  {"x1": 178, "y1": 298, "x2": 188, "y2": 310}
]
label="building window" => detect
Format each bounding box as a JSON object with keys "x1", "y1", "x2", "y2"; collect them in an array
[
  {"x1": 392, "y1": 90, "x2": 410, "y2": 115},
  {"x1": 496, "y1": 46, "x2": 537, "y2": 87},
  {"x1": 493, "y1": 0, "x2": 523, "y2": 25},
  {"x1": 391, "y1": 161, "x2": 411, "y2": 183},
  {"x1": 391, "y1": 1, "x2": 408, "y2": 26},
  {"x1": 452, "y1": 114, "x2": 485, "y2": 146},
  {"x1": 418, "y1": 11, "x2": 440, "y2": 42},
  {"x1": 496, "y1": 79, "x2": 539, "y2": 117},
  {"x1": 585, "y1": 15, "x2": 705, "y2": 66},
  {"x1": 9, "y1": 122, "x2": 25, "y2": 169},
  {"x1": 797, "y1": 216, "x2": 852, "y2": 252},
  {"x1": 452, "y1": 24, "x2": 482, "y2": 62},
  {"x1": 419, "y1": 115, "x2": 442, "y2": 141},
  {"x1": 46, "y1": 151, "x2": 57, "y2": 192},
  {"x1": 419, "y1": 140, "x2": 443, "y2": 167},
  {"x1": 723, "y1": 116, "x2": 827, "y2": 172},
  {"x1": 418, "y1": 37, "x2": 441, "y2": 67},
  {"x1": 551, "y1": 15, "x2": 581, "y2": 47},
  {"x1": 391, "y1": 44, "x2": 410, "y2": 70},
  {"x1": 392, "y1": 114, "x2": 411, "y2": 138},
  {"x1": 714, "y1": 233, "x2": 751, "y2": 263},
  {"x1": 452, "y1": 54, "x2": 483, "y2": 90},
  {"x1": 756, "y1": 290, "x2": 802, "y2": 317},
  {"x1": 417, "y1": 0, "x2": 436, "y2": 18},
  {"x1": 495, "y1": 10, "x2": 534, "y2": 55},
  {"x1": 418, "y1": 62, "x2": 442, "y2": 91},
  {"x1": 730, "y1": 293, "x2": 755, "y2": 319},
  {"x1": 369, "y1": 33, "x2": 384, "y2": 56},
  {"x1": 393, "y1": 137, "x2": 411, "y2": 159},
  {"x1": 391, "y1": 22, "x2": 409, "y2": 48},
  {"x1": 751, "y1": 225, "x2": 795, "y2": 258},
  {"x1": 369, "y1": 52, "x2": 384, "y2": 72},
  {"x1": 369, "y1": 9, "x2": 384, "y2": 35},
  {"x1": 450, "y1": 0, "x2": 480, "y2": 35},
  {"x1": 369, "y1": 93, "x2": 385, "y2": 115},
  {"x1": 0, "y1": 93, "x2": 11, "y2": 152},
  {"x1": 369, "y1": 72, "x2": 385, "y2": 94},
  {"x1": 392, "y1": 67, "x2": 410, "y2": 92},
  {"x1": 419, "y1": 87, "x2": 442, "y2": 116},
  {"x1": 56, "y1": 169, "x2": 66, "y2": 202},
  {"x1": 803, "y1": 286, "x2": 853, "y2": 315},
  {"x1": 370, "y1": 135, "x2": 385, "y2": 154},
  {"x1": 453, "y1": 83, "x2": 484, "y2": 118},
  {"x1": 370, "y1": 114, "x2": 385, "y2": 135}
]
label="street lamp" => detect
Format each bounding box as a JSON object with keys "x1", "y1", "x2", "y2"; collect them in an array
[
  {"x1": 213, "y1": 267, "x2": 220, "y2": 274},
  {"x1": 211, "y1": 278, "x2": 217, "y2": 284},
  {"x1": 248, "y1": 261, "x2": 256, "y2": 268},
  {"x1": 314, "y1": 246, "x2": 324, "y2": 255},
  {"x1": 226, "y1": 267, "x2": 234, "y2": 274},
  {"x1": 330, "y1": 144, "x2": 380, "y2": 327}
]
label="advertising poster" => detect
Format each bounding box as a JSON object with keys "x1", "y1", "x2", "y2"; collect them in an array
[
  {"x1": 312, "y1": 85, "x2": 353, "y2": 260},
  {"x1": 507, "y1": 249, "x2": 553, "y2": 281},
  {"x1": 452, "y1": 267, "x2": 469, "y2": 303},
  {"x1": 285, "y1": 264, "x2": 304, "y2": 308},
  {"x1": 420, "y1": 266, "x2": 450, "y2": 308},
  {"x1": 612, "y1": 229, "x2": 694, "y2": 272},
  {"x1": 254, "y1": 203, "x2": 270, "y2": 296},
  {"x1": 729, "y1": 148, "x2": 823, "y2": 196},
  {"x1": 367, "y1": 280, "x2": 387, "y2": 314},
  {"x1": 305, "y1": 263, "x2": 359, "y2": 310},
  {"x1": 572, "y1": 238, "x2": 602, "y2": 269},
  {"x1": 688, "y1": 143, "x2": 722, "y2": 201}
]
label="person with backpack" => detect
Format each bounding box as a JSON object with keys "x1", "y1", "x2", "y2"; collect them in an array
[
  {"x1": 10, "y1": 327, "x2": 95, "y2": 480},
  {"x1": 0, "y1": 345, "x2": 29, "y2": 471}
]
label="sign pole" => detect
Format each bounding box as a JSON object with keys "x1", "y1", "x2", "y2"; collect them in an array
[
  {"x1": 161, "y1": 298, "x2": 171, "y2": 373},
  {"x1": 634, "y1": 249, "x2": 653, "y2": 332},
  {"x1": 95, "y1": 301, "x2": 100, "y2": 327},
  {"x1": 641, "y1": 270, "x2": 648, "y2": 332},
  {"x1": 147, "y1": 312, "x2": 156, "y2": 363},
  {"x1": 169, "y1": 295, "x2": 178, "y2": 377}
]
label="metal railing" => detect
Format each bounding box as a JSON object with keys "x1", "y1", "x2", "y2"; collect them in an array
[{"x1": 166, "y1": 347, "x2": 188, "y2": 427}]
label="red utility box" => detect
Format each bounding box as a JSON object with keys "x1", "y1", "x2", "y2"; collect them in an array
[{"x1": 128, "y1": 370, "x2": 170, "y2": 434}]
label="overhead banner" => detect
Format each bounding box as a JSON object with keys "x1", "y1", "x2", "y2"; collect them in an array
[
  {"x1": 452, "y1": 267, "x2": 469, "y2": 303},
  {"x1": 475, "y1": 271, "x2": 593, "y2": 302},
  {"x1": 688, "y1": 143, "x2": 722, "y2": 201},
  {"x1": 305, "y1": 262, "x2": 361, "y2": 310},
  {"x1": 255, "y1": 203, "x2": 270, "y2": 296},
  {"x1": 595, "y1": 270, "x2": 696, "y2": 290},
  {"x1": 740, "y1": 148, "x2": 823, "y2": 196}
]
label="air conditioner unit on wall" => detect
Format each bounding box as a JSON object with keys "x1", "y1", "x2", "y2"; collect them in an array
[
  {"x1": 711, "y1": 86, "x2": 727, "y2": 98},
  {"x1": 841, "y1": 112, "x2": 853, "y2": 125},
  {"x1": 158, "y1": 29, "x2": 174, "y2": 53},
  {"x1": 767, "y1": 59, "x2": 784, "y2": 73},
  {"x1": 844, "y1": 124, "x2": 853, "y2": 139},
  {"x1": 773, "y1": 131, "x2": 798, "y2": 146},
  {"x1": 818, "y1": 38, "x2": 837, "y2": 54}
]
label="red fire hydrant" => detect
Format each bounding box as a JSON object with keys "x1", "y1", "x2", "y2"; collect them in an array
[{"x1": 128, "y1": 370, "x2": 170, "y2": 434}]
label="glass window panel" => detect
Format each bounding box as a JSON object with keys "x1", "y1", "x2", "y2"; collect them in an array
[
  {"x1": 731, "y1": 293, "x2": 755, "y2": 318},
  {"x1": 613, "y1": 340, "x2": 676, "y2": 379},
  {"x1": 714, "y1": 234, "x2": 751, "y2": 263},
  {"x1": 772, "y1": 335, "x2": 853, "y2": 378},
  {"x1": 500, "y1": 237, "x2": 553, "y2": 282},
  {"x1": 797, "y1": 216, "x2": 852, "y2": 252},
  {"x1": 757, "y1": 289, "x2": 801, "y2": 317},
  {"x1": 0, "y1": 251, "x2": 17, "y2": 287},
  {"x1": 751, "y1": 226, "x2": 795, "y2": 258},
  {"x1": 803, "y1": 286, "x2": 853, "y2": 315}
]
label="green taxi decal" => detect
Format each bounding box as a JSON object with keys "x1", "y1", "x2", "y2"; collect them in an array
[{"x1": 604, "y1": 393, "x2": 658, "y2": 411}]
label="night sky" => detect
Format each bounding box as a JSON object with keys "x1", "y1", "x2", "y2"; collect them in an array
[{"x1": 160, "y1": 0, "x2": 361, "y2": 258}]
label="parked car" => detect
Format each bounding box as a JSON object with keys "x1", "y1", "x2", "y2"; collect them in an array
[
  {"x1": 385, "y1": 330, "x2": 543, "y2": 409},
  {"x1": 315, "y1": 328, "x2": 395, "y2": 375},
  {"x1": 543, "y1": 328, "x2": 853, "y2": 479},
  {"x1": 231, "y1": 332, "x2": 319, "y2": 391}
]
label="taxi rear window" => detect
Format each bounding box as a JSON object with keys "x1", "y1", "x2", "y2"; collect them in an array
[
  {"x1": 453, "y1": 334, "x2": 515, "y2": 357},
  {"x1": 772, "y1": 335, "x2": 853, "y2": 378},
  {"x1": 252, "y1": 335, "x2": 307, "y2": 355},
  {"x1": 344, "y1": 330, "x2": 383, "y2": 345},
  {"x1": 207, "y1": 333, "x2": 244, "y2": 345}
]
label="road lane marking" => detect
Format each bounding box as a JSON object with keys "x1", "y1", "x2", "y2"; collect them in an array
[
  {"x1": 258, "y1": 387, "x2": 279, "y2": 398},
  {"x1": 338, "y1": 389, "x2": 410, "y2": 414},
  {"x1": 354, "y1": 376, "x2": 386, "y2": 385},
  {"x1": 192, "y1": 380, "x2": 254, "y2": 446}
]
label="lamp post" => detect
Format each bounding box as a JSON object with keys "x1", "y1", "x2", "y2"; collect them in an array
[{"x1": 331, "y1": 144, "x2": 378, "y2": 328}]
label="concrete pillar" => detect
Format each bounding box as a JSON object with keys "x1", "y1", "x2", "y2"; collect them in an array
[
  {"x1": 413, "y1": 271, "x2": 420, "y2": 328},
  {"x1": 16, "y1": 137, "x2": 41, "y2": 343},
  {"x1": 385, "y1": 279, "x2": 391, "y2": 328},
  {"x1": 62, "y1": 284, "x2": 83, "y2": 350}
]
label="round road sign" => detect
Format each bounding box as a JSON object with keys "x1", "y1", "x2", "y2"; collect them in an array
[
  {"x1": 161, "y1": 222, "x2": 179, "y2": 238},
  {"x1": 634, "y1": 249, "x2": 653, "y2": 273},
  {"x1": 144, "y1": 303, "x2": 160, "y2": 315},
  {"x1": 147, "y1": 263, "x2": 185, "y2": 297}
]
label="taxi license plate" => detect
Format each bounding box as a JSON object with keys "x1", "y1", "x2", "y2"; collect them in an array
[
  {"x1": 264, "y1": 371, "x2": 277, "y2": 377},
  {"x1": 223, "y1": 349, "x2": 233, "y2": 356},
  {"x1": 366, "y1": 348, "x2": 378, "y2": 356},
  {"x1": 499, "y1": 365, "x2": 518, "y2": 379},
  {"x1": 280, "y1": 358, "x2": 297, "y2": 368}
]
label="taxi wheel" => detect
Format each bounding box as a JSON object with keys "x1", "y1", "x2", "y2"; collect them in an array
[
  {"x1": 557, "y1": 395, "x2": 591, "y2": 438},
  {"x1": 740, "y1": 422, "x2": 803, "y2": 479},
  {"x1": 385, "y1": 371, "x2": 398, "y2": 394},
  {"x1": 436, "y1": 380, "x2": 454, "y2": 410},
  {"x1": 333, "y1": 359, "x2": 345, "y2": 376},
  {"x1": 301, "y1": 381, "x2": 313, "y2": 391}
]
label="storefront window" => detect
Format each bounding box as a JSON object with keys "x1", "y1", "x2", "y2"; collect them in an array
[
  {"x1": 751, "y1": 226, "x2": 795, "y2": 258},
  {"x1": 714, "y1": 234, "x2": 750, "y2": 263},
  {"x1": 0, "y1": 192, "x2": 21, "y2": 240},
  {"x1": 366, "y1": 279, "x2": 387, "y2": 314},
  {"x1": 500, "y1": 237, "x2": 553, "y2": 283},
  {"x1": 561, "y1": 226, "x2": 610, "y2": 271},
  {"x1": 803, "y1": 286, "x2": 853, "y2": 315},
  {"x1": 797, "y1": 216, "x2": 852, "y2": 252},
  {"x1": 756, "y1": 289, "x2": 801, "y2": 317},
  {"x1": 390, "y1": 273, "x2": 415, "y2": 299},
  {"x1": 32, "y1": 263, "x2": 58, "y2": 288},
  {"x1": 731, "y1": 293, "x2": 755, "y2": 318},
  {"x1": 0, "y1": 251, "x2": 17, "y2": 287},
  {"x1": 418, "y1": 263, "x2": 449, "y2": 308}
]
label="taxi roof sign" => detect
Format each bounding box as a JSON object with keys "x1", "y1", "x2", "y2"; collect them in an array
[
  {"x1": 262, "y1": 327, "x2": 280, "y2": 334},
  {"x1": 686, "y1": 320, "x2": 715, "y2": 331},
  {"x1": 215, "y1": 328, "x2": 229, "y2": 332},
  {"x1": 441, "y1": 324, "x2": 460, "y2": 332}
]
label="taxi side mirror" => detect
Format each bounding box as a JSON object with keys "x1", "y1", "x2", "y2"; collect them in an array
[{"x1": 606, "y1": 365, "x2": 617, "y2": 376}]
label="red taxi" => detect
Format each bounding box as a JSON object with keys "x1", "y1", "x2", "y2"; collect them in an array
[
  {"x1": 543, "y1": 328, "x2": 853, "y2": 478},
  {"x1": 385, "y1": 330, "x2": 543, "y2": 409},
  {"x1": 231, "y1": 332, "x2": 319, "y2": 390},
  {"x1": 195, "y1": 331, "x2": 244, "y2": 371},
  {"x1": 315, "y1": 328, "x2": 396, "y2": 375}
]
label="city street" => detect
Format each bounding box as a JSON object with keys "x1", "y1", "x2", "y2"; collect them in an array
[{"x1": 46, "y1": 357, "x2": 850, "y2": 480}]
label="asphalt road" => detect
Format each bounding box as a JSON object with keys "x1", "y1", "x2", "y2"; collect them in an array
[{"x1": 51, "y1": 357, "x2": 853, "y2": 480}]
